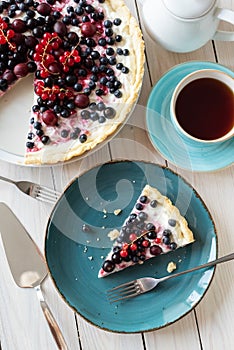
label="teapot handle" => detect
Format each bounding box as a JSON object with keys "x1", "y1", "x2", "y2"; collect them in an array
[{"x1": 213, "y1": 8, "x2": 234, "y2": 41}]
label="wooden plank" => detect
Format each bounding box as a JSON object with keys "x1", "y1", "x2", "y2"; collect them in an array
[
  {"x1": 191, "y1": 1, "x2": 234, "y2": 349},
  {"x1": 0, "y1": 160, "x2": 79, "y2": 350}
]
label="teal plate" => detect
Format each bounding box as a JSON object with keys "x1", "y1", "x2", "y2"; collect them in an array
[
  {"x1": 45, "y1": 161, "x2": 217, "y2": 333},
  {"x1": 146, "y1": 61, "x2": 234, "y2": 172}
]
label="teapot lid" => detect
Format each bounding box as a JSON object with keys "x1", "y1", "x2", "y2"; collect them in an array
[{"x1": 163, "y1": 0, "x2": 215, "y2": 19}]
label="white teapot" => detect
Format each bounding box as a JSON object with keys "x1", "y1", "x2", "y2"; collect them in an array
[{"x1": 139, "y1": 0, "x2": 234, "y2": 52}]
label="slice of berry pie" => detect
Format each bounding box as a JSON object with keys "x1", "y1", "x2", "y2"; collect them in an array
[
  {"x1": 0, "y1": 0, "x2": 144, "y2": 164},
  {"x1": 98, "y1": 185, "x2": 195, "y2": 277}
]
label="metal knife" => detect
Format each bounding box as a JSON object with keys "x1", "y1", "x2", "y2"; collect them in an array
[{"x1": 0, "y1": 203, "x2": 68, "y2": 350}]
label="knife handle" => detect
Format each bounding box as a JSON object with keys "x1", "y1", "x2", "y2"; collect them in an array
[{"x1": 35, "y1": 285, "x2": 68, "y2": 350}]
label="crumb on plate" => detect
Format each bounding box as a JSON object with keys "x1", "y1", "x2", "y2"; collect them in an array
[
  {"x1": 114, "y1": 209, "x2": 122, "y2": 216},
  {"x1": 108, "y1": 229, "x2": 120, "y2": 241},
  {"x1": 167, "y1": 261, "x2": 177, "y2": 273}
]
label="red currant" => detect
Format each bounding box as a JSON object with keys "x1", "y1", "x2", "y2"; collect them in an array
[
  {"x1": 129, "y1": 233, "x2": 137, "y2": 241},
  {"x1": 120, "y1": 250, "x2": 128, "y2": 258},
  {"x1": 130, "y1": 243, "x2": 137, "y2": 251},
  {"x1": 7, "y1": 29, "x2": 15, "y2": 39},
  {"x1": 122, "y1": 243, "x2": 129, "y2": 250},
  {"x1": 142, "y1": 240, "x2": 150, "y2": 247}
]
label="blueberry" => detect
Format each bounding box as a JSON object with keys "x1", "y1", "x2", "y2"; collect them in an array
[
  {"x1": 53, "y1": 105, "x2": 62, "y2": 114},
  {"x1": 108, "y1": 56, "x2": 116, "y2": 65},
  {"x1": 121, "y1": 66, "x2": 129, "y2": 74},
  {"x1": 106, "y1": 47, "x2": 115, "y2": 56},
  {"x1": 98, "y1": 116, "x2": 106, "y2": 123},
  {"x1": 61, "y1": 129, "x2": 69, "y2": 138},
  {"x1": 100, "y1": 77, "x2": 108, "y2": 86},
  {"x1": 32, "y1": 105, "x2": 39, "y2": 112},
  {"x1": 150, "y1": 200, "x2": 158, "y2": 208},
  {"x1": 136, "y1": 203, "x2": 143, "y2": 211},
  {"x1": 34, "y1": 121, "x2": 42, "y2": 130},
  {"x1": 104, "y1": 19, "x2": 112, "y2": 28},
  {"x1": 114, "y1": 90, "x2": 122, "y2": 98},
  {"x1": 104, "y1": 107, "x2": 116, "y2": 119},
  {"x1": 98, "y1": 38, "x2": 106, "y2": 46},
  {"x1": 138, "y1": 212, "x2": 148, "y2": 221},
  {"x1": 91, "y1": 50, "x2": 100, "y2": 60},
  {"x1": 81, "y1": 110, "x2": 90, "y2": 119},
  {"x1": 89, "y1": 102, "x2": 97, "y2": 110},
  {"x1": 90, "y1": 112, "x2": 99, "y2": 121},
  {"x1": 79, "y1": 134, "x2": 87, "y2": 143},
  {"x1": 168, "y1": 219, "x2": 177, "y2": 227},
  {"x1": 170, "y1": 242, "x2": 177, "y2": 250},
  {"x1": 111, "y1": 252, "x2": 122, "y2": 264},
  {"x1": 106, "y1": 37, "x2": 115, "y2": 45},
  {"x1": 114, "y1": 18, "x2": 121, "y2": 26},
  {"x1": 106, "y1": 68, "x2": 114, "y2": 76},
  {"x1": 163, "y1": 229, "x2": 172, "y2": 237},
  {"x1": 82, "y1": 15, "x2": 90, "y2": 22},
  {"x1": 36, "y1": 129, "x2": 44, "y2": 137},
  {"x1": 27, "y1": 132, "x2": 34, "y2": 140},
  {"x1": 123, "y1": 49, "x2": 130, "y2": 56},
  {"x1": 116, "y1": 62, "x2": 123, "y2": 70},
  {"x1": 162, "y1": 236, "x2": 171, "y2": 245},
  {"x1": 117, "y1": 48, "x2": 123, "y2": 55},
  {"x1": 97, "y1": 102, "x2": 105, "y2": 111},
  {"x1": 61, "y1": 109, "x2": 70, "y2": 118},
  {"x1": 146, "y1": 223, "x2": 155, "y2": 231},
  {"x1": 96, "y1": 89, "x2": 104, "y2": 96},
  {"x1": 26, "y1": 141, "x2": 34, "y2": 149},
  {"x1": 129, "y1": 213, "x2": 137, "y2": 221},
  {"x1": 132, "y1": 256, "x2": 139, "y2": 263},
  {"x1": 74, "y1": 83, "x2": 82, "y2": 92},
  {"x1": 140, "y1": 195, "x2": 148, "y2": 203},
  {"x1": 41, "y1": 135, "x2": 50, "y2": 144},
  {"x1": 105, "y1": 28, "x2": 113, "y2": 37},
  {"x1": 85, "y1": 5, "x2": 94, "y2": 13},
  {"x1": 115, "y1": 35, "x2": 122, "y2": 42},
  {"x1": 99, "y1": 56, "x2": 109, "y2": 65},
  {"x1": 70, "y1": 130, "x2": 79, "y2": 139},
  {"x1": 102, "y1": 260, "x2": 115, "y2": 273},
  {"x1": 147, "y1": 231, "x2": 157, "y2": 239}
]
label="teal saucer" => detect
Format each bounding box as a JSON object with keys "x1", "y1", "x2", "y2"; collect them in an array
[
  {"x1": 146, "y1": 61, "x2": 234, "y2": 172},
  {"x1": 45, "y1": 161, "x2": 217, "y2": 333}
]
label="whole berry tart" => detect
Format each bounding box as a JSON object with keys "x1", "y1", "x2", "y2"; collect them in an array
[
  {"x1": 98, "y1": 185, "x2": 195, "y2": 277},
  {"x1": 0, "y1": 0, "x2": 144, "y2": 164}
]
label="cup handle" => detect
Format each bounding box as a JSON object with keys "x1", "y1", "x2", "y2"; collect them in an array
[{"x1": 213, "y1": 8, "x2": 234, "y2": 41}]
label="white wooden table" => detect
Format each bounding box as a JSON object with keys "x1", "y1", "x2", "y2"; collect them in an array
[{"x1": 0, "y1": 1, "x2": 233, "y2": 349}]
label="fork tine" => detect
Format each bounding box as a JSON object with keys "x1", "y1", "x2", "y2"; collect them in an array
[
  {"x1": 108, "y1": 291, "x2": 140, "y2": 303},
  {"x1": 36, "y1": 188, "x2": 59, "y2": 200},
  {"x1": 36, "y1": 195, "x2": 58, "y2": 204},
  {"x1": 107, "y1": 280, "x2": 141, "y2": 303},
  {"x1": 107, "y1": 280, "x2": 136, "y2": 293},
  {"x1": 33, "y1": 185, "x2": 60, "y2": 204},
  {"x1": 39, "y1": 186, "x2": 61, "y2": 197},
  {"x1": 108, "y1": 285, "x2": 137, "y2": 298}
]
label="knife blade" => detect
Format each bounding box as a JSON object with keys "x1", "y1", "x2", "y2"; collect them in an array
[{"x1": 0, "y1": 203, "x2": 68, "y2": 350}]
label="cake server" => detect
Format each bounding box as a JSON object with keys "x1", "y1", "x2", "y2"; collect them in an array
[{"x1": 0, "y1": 203, "x2": 67, "y2": 350}]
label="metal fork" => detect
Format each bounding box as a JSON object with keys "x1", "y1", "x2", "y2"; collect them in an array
[
  {"x1": 107, "y1": 252, "x2": 234, "y2": 303},
  {"x1": 0, "y1": 175, "x2": 61, "y2": 204}
]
